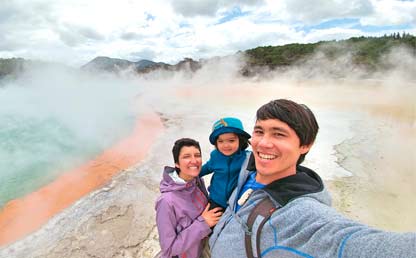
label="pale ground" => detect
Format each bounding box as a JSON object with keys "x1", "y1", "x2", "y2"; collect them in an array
[
  {"x1": 178, "y1": 78, "x2": 416, "y2": 232},
  {"x1": 0, "y1": 78, "x2": 414, "y2": 258},
  {"x1": 326, "y1": 115, "x2": 416, "y2": 232}
]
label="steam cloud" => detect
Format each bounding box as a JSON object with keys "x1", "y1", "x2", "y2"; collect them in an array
[{"x1": 0, "y1": 45, "x2": 414, "y2": 231}]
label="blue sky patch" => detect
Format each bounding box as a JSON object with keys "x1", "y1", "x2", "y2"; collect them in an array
[
  {"x1": 216, "y1": 6, "x2": 250, "y2": 25},
  {"x1": 179, "y1": 21, "x2": 191, "y2": 28},
  {"x1": 300, "y1": 17, "x2": 413, "y2": 33},
  {"x1": 145, "y1": 13, "x2": 155, "y2": 21},
  {"x1": 302, "y1": 18, "x2": 359, "y2": 33},
  {"x1": 352, "y1": 23, "x2": 413, "y2": 33}
]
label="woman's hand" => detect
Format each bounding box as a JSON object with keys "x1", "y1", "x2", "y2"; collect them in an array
[{"x1": 201, "y1": 203, "x2": 223, "y2": 227}]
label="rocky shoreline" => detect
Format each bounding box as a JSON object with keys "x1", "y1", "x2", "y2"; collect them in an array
[
  {"x1": 0, "y1": 112, "x2": 165, "y2": 257},
  {"x1": 0, "y1": 162, "x2": 162, "y2": 258}
]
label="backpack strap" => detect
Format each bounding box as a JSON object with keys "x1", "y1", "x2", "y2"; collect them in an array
[{"x1": 244, "y1": 197, "x2": 278, "y2": 258}]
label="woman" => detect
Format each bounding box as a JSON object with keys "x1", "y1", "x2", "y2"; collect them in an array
[{"x1": 155, "y1": 138, "x2": 223, "y2": 258}]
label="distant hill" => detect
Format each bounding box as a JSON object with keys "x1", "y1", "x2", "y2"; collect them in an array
[
  {"x1": 0, "y1": 56, "x2": 201, "y2": 79},
  {"x1": 1, "y1": 33, "x2": 415, "y2": 79},
  {"x1": 80, "y1": 56, "x2": 202, "y2": 74},
  {"x1": 81, "y1": 56, "x2": 134, "y2": 71},
  {"x1": 0, "y1": 58, "x2": 26, "y2": 79},
  {"x1": 135, "y1": 59, "x2": 162, "y2": 69},
  {"x1": 80, "y1": 56, "x2": 170, "y2": 73},
  {"x1": 0, "y1": 58, "x2": 74, "y2": 81}
]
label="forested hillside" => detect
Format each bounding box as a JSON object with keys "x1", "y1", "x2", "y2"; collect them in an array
[
  {"x1": 0, "y1": 58, "x2": 26, "y2": 79},
  {"x1": 244, "y1": 33, "x2": 415, "y2": 71}
]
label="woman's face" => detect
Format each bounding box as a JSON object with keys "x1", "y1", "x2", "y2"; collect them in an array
[{"x1": 175, "y1": 146, "x2": 202, "y2": 181}]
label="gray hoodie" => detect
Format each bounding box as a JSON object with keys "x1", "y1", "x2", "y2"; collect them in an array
[{"x1": 210, "y1": 156, "x2": 416, "y2": 258}]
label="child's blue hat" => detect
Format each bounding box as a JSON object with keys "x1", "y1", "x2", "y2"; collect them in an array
[{"x1": 209, "y1": 117, "x2": 251, "y2": 144}]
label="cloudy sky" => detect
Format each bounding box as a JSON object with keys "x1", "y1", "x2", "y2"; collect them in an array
[{"x1": 1, "y1": 0, "x2": 415, "y2": 67}]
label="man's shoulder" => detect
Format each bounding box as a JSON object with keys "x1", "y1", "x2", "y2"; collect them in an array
[{"x1": 278, "y1": 195, "x2": 338, "y2": 221}]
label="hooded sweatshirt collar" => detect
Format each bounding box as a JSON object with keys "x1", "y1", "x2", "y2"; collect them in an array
[
  {"x1": 160, "y1": 166, "x2": 191, "y2": 193},
  {"x1": 160, "y1": 166, "x2": 208, "y2": 197},
  {"x1": 246, "y1": 153, "x2": 325, "y2": 206},
  {"x1": 263, "y1": 166, "x2": 324, "y2": 206},
  {"x1": 170, "y1": 169, "x2": 186, "y2": 184}
]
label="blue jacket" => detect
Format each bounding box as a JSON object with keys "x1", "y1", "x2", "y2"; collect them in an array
[
  {"x1": 210, "y1": 154, "x2": 416, "y2": 258},
  {"x1": 200, "y1": 149, "x2": 250, "y2": 208}
]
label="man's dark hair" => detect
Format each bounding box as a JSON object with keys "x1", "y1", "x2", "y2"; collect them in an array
[
  {"x1": 172, "y1": 138, "x2": 201, "y2": 172},
  {"x1": 256, "y1": 99, "x2": 319, "y2": 165}
]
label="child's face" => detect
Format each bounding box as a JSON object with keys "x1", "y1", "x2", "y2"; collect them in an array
[{"x1": 216, "y1": 133, "x2": 239, "y2": 156}]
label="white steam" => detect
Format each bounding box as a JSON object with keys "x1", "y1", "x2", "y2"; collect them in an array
[{"x1": 0, "y1": 46, "x2": 415, "y2": 230}]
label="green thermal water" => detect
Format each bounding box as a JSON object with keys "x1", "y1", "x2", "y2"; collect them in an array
[
  {"x1": 0, "y1": 115, "x2": 104, "y2": 207},
  {"x1": 0, "y1": 73, "x2": 139, "y2": 208}
]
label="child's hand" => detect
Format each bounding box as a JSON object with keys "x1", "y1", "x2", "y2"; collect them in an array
[{"x1": 201, "y1": 203, "x2": 223, "y2": 227}]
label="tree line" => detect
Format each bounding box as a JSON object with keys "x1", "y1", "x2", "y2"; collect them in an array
[{"x1": 244, "y1": 33, "x2": 416, "y2": 71}]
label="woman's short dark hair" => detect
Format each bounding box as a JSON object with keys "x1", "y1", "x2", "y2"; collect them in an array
[
  {"x1": 256, "y1": 99, "x2": 319, "y2": 165},
  {"x1": 172, "y1": 138, "x2": 201, "y2": 171}
]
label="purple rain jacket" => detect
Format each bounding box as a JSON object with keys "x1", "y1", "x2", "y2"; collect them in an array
[{"x1": 155, "y1": 166, "x2": 211, "y2": 258}]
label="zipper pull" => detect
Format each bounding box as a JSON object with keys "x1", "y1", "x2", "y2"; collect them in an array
[{"x1": 237, "y1": 188, "x2": 254, "y2": 206}]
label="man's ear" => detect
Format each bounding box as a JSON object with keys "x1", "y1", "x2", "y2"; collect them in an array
[{"x1": 300, "y1": 143, "x2": 313, "y2": 154}]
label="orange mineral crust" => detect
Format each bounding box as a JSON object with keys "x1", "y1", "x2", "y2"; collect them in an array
[{"x1": 0, "y1": 113, "x2": 163, "y2": 247}]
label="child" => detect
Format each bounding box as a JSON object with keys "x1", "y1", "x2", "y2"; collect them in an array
[{"x1": 200, "y1": 117, "x2": 251, "y2": 211}]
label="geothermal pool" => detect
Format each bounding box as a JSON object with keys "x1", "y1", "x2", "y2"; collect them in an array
[{"x1": 0, "y1": 67, "x2": 415, "y2": 235}]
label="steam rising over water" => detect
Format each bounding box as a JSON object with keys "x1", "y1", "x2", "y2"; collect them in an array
[
  {"x1": 0, "y1": 69, "x2": 142, "y2": 207},
  {"x1": 0, "y1": 51, "x2": 415, "y2": 226}
]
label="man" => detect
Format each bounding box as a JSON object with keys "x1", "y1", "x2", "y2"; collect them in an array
[{"x1": 209, "y1": 99, "x2": 415, "y2": 258}]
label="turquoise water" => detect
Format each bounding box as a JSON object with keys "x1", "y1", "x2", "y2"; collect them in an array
[
  {"x1": 0, "y1": 71, "x2": 140, "y2": 208},
  {"x1": 0, "y1": 115, "x2": 102, "y2": 207}
]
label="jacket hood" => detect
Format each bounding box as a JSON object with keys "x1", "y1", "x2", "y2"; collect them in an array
[
  {"x1": 246, "y1": 153, "x2": 330, "y2": 206},
  {"x1": 160, "y1": 166, "x2": 207, "y2": 196},
  {"x1": 160, "y1": 166, "x2": 186, "y2": 193},
  {"x1": 264, "y1": 165, "x2": 327, "y2": 206}
]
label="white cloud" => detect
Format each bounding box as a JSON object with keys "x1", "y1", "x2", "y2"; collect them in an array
[
  {"x1": 265, "y1": 0, "x2": 373, "y2": 24},
  {"x1": 169, "y1": 0, "x2": 265, "y2": 17},
  {"x1": 0, "y1": 0, "x2": 414, "y2": 66},
  {"x1": 170, "y1": 0, "x2": 220, "y2": 17},
  {"x1": 304, "y1": 27, "x2": 365, "y2": 42},
  {"x1": 361, "y1": 0, "x2": 416, "y2": 26},
  {"x1": 191, "y1": 17, "x2": 300, "y2": 54}
]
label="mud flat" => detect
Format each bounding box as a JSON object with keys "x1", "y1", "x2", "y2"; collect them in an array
[{"x1": 326, "y1": 110, "x2": 416, "y2": 232}]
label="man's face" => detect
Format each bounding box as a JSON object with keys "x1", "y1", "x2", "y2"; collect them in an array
[{"x1": 251, "y1": 118, "x2": 311, "y2": 184}]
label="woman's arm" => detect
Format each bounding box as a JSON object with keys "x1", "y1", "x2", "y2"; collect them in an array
[{"x1": 156, "y1": 198, "x2": 211, "y2": 257}]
